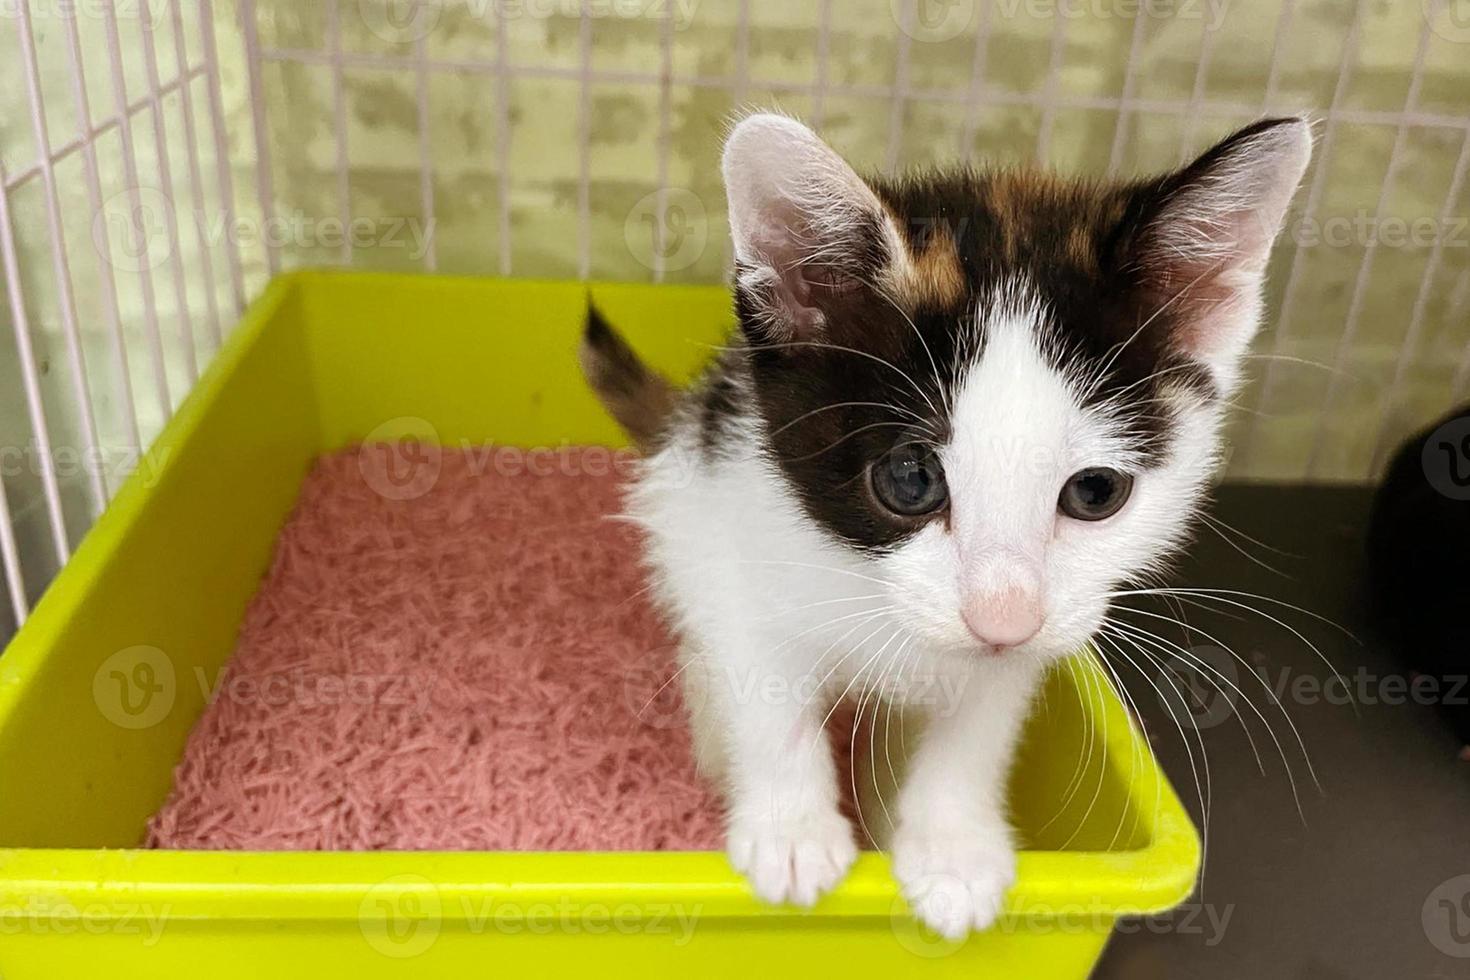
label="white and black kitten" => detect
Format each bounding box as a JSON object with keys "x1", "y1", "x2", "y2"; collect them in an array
[{"x1": 582, "y1": 112, "x2": 1311, "y2": 938}]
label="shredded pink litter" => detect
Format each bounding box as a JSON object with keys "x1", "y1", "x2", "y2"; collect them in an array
[{"x1": 145, "y1": 445, "x2": 727, "y2": 851}]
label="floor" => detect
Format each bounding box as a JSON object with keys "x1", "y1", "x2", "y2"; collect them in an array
[{"x1": 1092, "y1": 484, "x2": 1470, "y2": 980}]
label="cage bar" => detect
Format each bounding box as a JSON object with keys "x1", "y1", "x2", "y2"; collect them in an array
[
  {"x1": 137, "y1": 6, "x2": 200, "y2": 383},
  {"x1": 1034, "y1": 16, "x2": 1068, "y2": 166},
  {"x1": 1260, "y1": 0, "x2": 1297, "y2": 110},
  {"x1": 1306, "y1": 14, "x2": 1436, "y2": 477},
  {"x1": 576, "y1": 3, "x2": 592, "y2": 280},
  {"x1": 200, "y1": 0, "x2": 247, "y2": 315},
  {"x1": 1453, "y1": 269, "x2": 1470, "y2": 400},
  {"x1": 0, "y1": 164, "x2": 71, "y2": 566},
  {"x1": 1370, "y1": 127, "x2": 1470, "y2": 467},
  {"x1": 167, "y1": 0, "x2": 225, "y2": 352},
  {"x1": 327, "y1": 0, "x2": 352, "y2": 266},
  {"x1": 1106, "y1": 13, "x2": 1149, "y2": 176},
  {"x1": 101, "y1": 1, "x2": 174, "y2": 422},
  {"x1": 493, "y1": 5, "x2": 513, "y2": 276},
  {"x1": 0, "y1": 467, "x2": 26, "y2": 626},
  {"x1": 1177, "y1": 18, "x2": 1221, "y2": 165},
  {"x1": 15, "y1": 0, "x2": 109, "y2": 512},
  {"x1": 414, "y1": 34, "x2": 437, "y2": 273},
  {"x1": 239, "y1": 0, "x2": 280, "y2": 276},
  {"x1": 652, "y1": 5, "x2": 675, "y2": 283},
  {"x1": 58, "y1": 3, "x2": 142, "y2": 465},
  {"x1": 1237, "y1": 0, "x2": 1365, "y2": 473},
  {"x1": 812, "y1": 0, "x2": 834, "y2": 130},
  {"x1": 885, "y1": 5, "x2": 914, "y2": 173},
  {"x1": 958, "y1": 0, "x2": 993, "y2": 160}
]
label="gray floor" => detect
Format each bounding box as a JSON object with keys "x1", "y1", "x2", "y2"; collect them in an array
[{"x1": 1093, "y1": 484, "x2": 1470, "y2": 979}]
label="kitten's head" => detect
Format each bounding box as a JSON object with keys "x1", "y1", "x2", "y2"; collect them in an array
[{"x1": 724, "y1": 112, "x2": 1310, "y2": 663}]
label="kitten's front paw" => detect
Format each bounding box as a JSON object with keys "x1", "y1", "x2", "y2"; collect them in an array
[
  {"x1": 891, "y1": 826, "x2": 1016, "y2": 939},
  {"x1": 726, "y1": 809, "x2": 858, "y2": 907}
]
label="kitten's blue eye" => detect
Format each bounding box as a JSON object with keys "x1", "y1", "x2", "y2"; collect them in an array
[
  {"x1": 1059, "y1": 467, "x2": 1134, "y2": 521},
  {"x1": 871, "y1": 444, "x2": 948, "y2": 516}
]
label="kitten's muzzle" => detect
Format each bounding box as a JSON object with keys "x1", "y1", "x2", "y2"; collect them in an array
[{"x1": 961, "y1": 586, "x2": 1044, "y2": 652}]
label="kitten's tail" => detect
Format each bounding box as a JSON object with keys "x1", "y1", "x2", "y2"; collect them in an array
[{"x1": 579, "y1": 303, "x2": 677, "y2": 451}]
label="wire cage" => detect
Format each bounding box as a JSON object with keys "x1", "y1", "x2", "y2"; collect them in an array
[{"x1": 0, "y1": 0, "x2": 1467, "y2": 643}]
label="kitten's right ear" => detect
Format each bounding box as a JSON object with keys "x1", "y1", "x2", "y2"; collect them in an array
[{"x1": 723, "y1": 113, "x2": 899, "y2": 341}]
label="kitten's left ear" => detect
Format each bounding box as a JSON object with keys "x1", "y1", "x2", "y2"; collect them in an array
[
  {"x1": 723, "y1": 113, "x2": 946, "y2": 344},
  {"x1": 1130, "y1": 117, "x2": 1312, "y2": 389}
]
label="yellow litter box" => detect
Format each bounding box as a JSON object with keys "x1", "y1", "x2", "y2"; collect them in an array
[{"x1": 0, "y1": 271, "x2": 1198, "y2": 978}]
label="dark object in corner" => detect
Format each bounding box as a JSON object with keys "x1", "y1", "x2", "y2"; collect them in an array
[{"x1": 1367, "y1": 402, "x2": 1470, "y2": 755}]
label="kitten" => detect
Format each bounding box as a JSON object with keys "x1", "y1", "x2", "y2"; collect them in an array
[{"x1": 581, "y1": 112, "x2": 1310, "y2": 937}]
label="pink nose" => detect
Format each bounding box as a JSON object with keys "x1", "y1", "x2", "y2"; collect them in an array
[{"x1": 962, "y1": 588, "x2": 1044, "y2": 649}]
